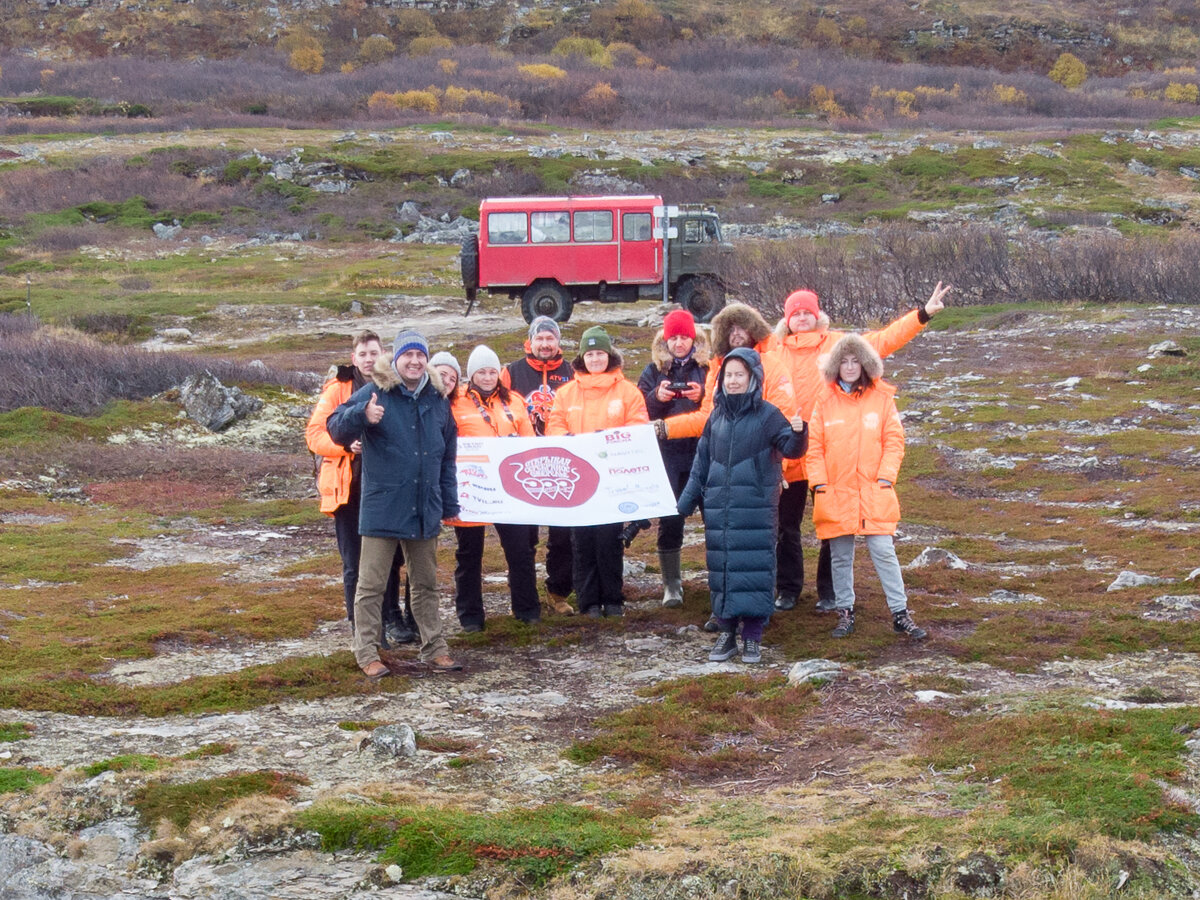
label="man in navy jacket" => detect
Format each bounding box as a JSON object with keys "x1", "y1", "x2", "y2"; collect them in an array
[{"x1": 328, "y1": 329, "x2": 462, "y2": 676}]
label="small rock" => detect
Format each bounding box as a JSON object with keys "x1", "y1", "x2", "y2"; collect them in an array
[
  {"x1": 371, "y1": 723, "x2": 417, "y2": 758},
  {"x1": 1107, "y1": 570, "x2": 1173, "y2": 591},
  {"x1": 914, "y1": 690, "x2": 957, "y2": 703},
  {"x1": 973, "y1": 589, "x2": 1047, "y2": 604},
  {"x1": 152, "y1": 221, "x2": 182, "y2": 240},
  {"x1": 159, "y1": 327, "x2": 192, "y2": 343},
  {"x1": 1127, "y1": 159, "x2": 1157, "y2": 176},
  {"x1": 906, "y1": 547, "x2": 969, "y2": 570},
  {"x1": 821, "y1": 192, "x2": 840, "y2": 203},
  {"x1": 1052, "y1": 376, "x2": 1082, "y2": 390},
  {"x1": 449, "y1": 168, "x2": 472, "y2": 186},
  {"x1": 1180, "y1": 166, "x2": 1200, "y2": 180},
  {"x1": 1187, "y1": 567, "x2": 1200, "y2": 581},
  {"x1": 384, "y1": 863, "x2": 404, "y2": 883},
  {"x1": 787, "y1": 659, "x2": 842, "y2": 685},
  {"x1": 1148, "y1": 340, "x2": 1186, "y2": 358}
]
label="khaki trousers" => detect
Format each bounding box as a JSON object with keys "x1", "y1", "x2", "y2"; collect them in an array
[{"x1": 353, "y1": 536, "x2": 447, "y2": 666}]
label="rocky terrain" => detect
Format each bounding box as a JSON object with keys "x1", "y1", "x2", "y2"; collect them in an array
[{"x1": 2, "y1": 294, "x2": 1200, "y2": 898}]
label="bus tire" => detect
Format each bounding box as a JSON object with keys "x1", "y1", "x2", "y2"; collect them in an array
[
  {"x1": 676, "y1": 276, "x2": 725, "y2": 323},
  {"x1": 460, "y1": 235, "x2": 479, "y2": 291},
  {"x1": 521, "y1": 281, "x2": 574, "y2": 324}
]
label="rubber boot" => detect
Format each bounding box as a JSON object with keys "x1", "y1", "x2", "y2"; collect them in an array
[{"x1": 659, "y1": 549, "x2": 684, "y2": 608}]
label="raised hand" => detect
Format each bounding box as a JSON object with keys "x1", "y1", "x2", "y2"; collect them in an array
[
  {"x1": 925, "y1": 281, "x2": 952, "y2": 316},
  {"x1": 365, "y1": 392, "x2": 384, "y2": 425}
]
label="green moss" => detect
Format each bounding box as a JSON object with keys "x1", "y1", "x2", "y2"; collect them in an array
[
  {"x1": 300, "y1": 800, "x2": 648, "y2": 885},
  {"x1": 81, "y1": 754, "x2": 165, "y2": 777},
  {"x1": 0, "y1": 767, "x2": 53, "y2": 794},
  {"x1": 180, "y1": 742, "x2": 235, "y2": 759},
  {"x1": 919, "y1": 703, "x2": 1200, "y2": 848},
  {"x1": 566, "y1": 673, "x2": 817, "y2": 772},
  {"x1": 134, "y1": 770, "x2": 307, "y2": 830},
  {"x1": 0, "y1": 722, "x2": 34, "y2": 742}
]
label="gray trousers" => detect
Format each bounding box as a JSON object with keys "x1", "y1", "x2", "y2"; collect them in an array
[
  {"x1": 828, "y1": 534, "x2": 908, "y2": 614},
  {"x1": 354, "y1": 536, "x2": 448, "y2": 666}
]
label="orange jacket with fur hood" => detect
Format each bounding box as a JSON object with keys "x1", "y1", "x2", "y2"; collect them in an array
[{"x1": 807, "y1": 334, "x2": 905, "y2": 540}]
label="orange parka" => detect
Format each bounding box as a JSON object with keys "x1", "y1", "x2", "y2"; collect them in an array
[
  {"x1": 451, "y1": 383, "x2": 536, "y2": 528},
  {"x1": 305, "y1": 367, "x2": 357, "y2": 515},
  {"x1": 807, "y1": 334, "x2": 905, "y2": 540},
  {"x1": 774, "y1": 307, "x2": 927, "y2": 484},
  {"x1": 451, "y1": 384, "x2": 536, "y2": 439},
  {"x1": 546, "y1": 353, "x2": 649, "y2": 435},
  {"x1": 663, "y1": 304, "x2": 795, "y2": 440}
]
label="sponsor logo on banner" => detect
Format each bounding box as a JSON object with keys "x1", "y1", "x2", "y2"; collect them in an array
[{"x1": 499, "y1": 447, "x2": 600, "y2": 508}]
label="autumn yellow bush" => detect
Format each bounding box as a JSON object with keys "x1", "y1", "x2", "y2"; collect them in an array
[
  {"x1": 289, "y1": 45, "x2": 324, "y2": 74},
  {"x1": 990, "y1": 83, "x2": 1029, "y2": 106},
  {"x1": 809, "y1": 84, "x2": 848, "y2": 119},
  {"x1": 408, "y1": 35, "x2": 453, "y2": 57},
  {"x1": 552, "y1": 37, "x2": 613, "y2": 68},
  {"x1": 439, "y1": 59, "x2": 458, "y2": 75},
  {"x1": 870, "y1": 86, "x2": 917, "y2": 118},
  {"x1": 578, "y1": 81, "x2": 620, "y2": 122},
  {"x1": 519, "y1": 63, "x2": 567, "y2": 80},
  {"x1": 1048, "y1": 52, "x2": 1087, "y2": 89},
  {"x1": 1165, "y1": 81, "x2": 1200, "y2": 103},
  {"x1": 358, "y1": 35, "x2": 396, "y2": 65}
]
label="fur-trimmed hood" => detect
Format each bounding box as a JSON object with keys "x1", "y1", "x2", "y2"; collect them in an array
[
  {"x1": 711, "y1": 303, "x2": 773, "y2": 357},
  {"x1": 820, "y1": 333, "x2": 884, "y2": 383},
  {"x1": 571, "y1": 347, "x2": 624, "y2": 374},
  {"x1": 650, "y1": 327, "x2": 711, "y2": 373},
  {"x1": 773, "y1": 310, "x2": 832, "y2": 341},
  {"x1": 369, "y1": 356, "x2": 452, "y2": 396}
]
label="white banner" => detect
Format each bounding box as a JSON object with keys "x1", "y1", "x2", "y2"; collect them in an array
[{"x1": 454, "y1": 425, "x2": 678, "y2": 527}]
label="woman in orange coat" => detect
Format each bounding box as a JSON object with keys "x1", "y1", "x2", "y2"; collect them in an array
[
  {"x1": 807, "y1": 334, "x2": 928, "y2": 641},
  {"x1": 450, "y1": 345, "x2": 541, "y2": 630},
  {"x1": 546, "y1": 326, "x2": 649, "y2": 618}
]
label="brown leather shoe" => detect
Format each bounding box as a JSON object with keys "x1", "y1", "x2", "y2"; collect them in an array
[
  {"x1": 361, "y1": 660, "x2": 391, "y2": 680},
  {"x1": 429, "y1": 655, "x2": 463, "y2": 671},
  {"x1": 548, "y1": 595, "x2": 575, "y2": 616}
]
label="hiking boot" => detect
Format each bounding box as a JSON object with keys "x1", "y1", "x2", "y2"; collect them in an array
[
  {"x1": 385, "y1": 622, "x2": 417, "y2": 646},
  {"x1": 585, "y1": 606, "x2": 603, "y2": 619},
  {"x1": 546, "y1": 594, "x2": 575, "y2": 616},
  {"x1": 832, "y1": 608, "x2": 855, "y2": 638},
  {"x1": 815, "y1": 594, "x2": 838, "y2": 613},
  {"x1": 460, "y1": 622, "x2": 484, "y2": 633},
  {"x1": 659, "y1": 549, "x2": 684, "y2": 608},
  {"x1": 603, "y1": 604, "x2": 624, "y2": 618},
  {"x1": 740, "y1": 638, "x2": 762, "y2": 664},
  {"x1": 774, "y1": 592, "x2": 798, "y2": 611},
  {"x1": 703, "y1": 614, "x2": 720, "y2": 633},
  {"x1": 893, "y1": 609, "x2": 928, "y2": 640},
  {"x1": 708, "y1": 631, "x2": 738, "y2": 662}
]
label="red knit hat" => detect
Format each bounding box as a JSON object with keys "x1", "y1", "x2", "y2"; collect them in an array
[
  {"x1": 784, "y1": 289, "x2": 820, "y2": 321},
  {"x1": 663, "y1": 309, "x2": 696, "y2": 340}
]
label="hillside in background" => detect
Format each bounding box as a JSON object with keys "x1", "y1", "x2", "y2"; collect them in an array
[{"x1": 4, "y1": 0, "x2": 1200, "y2": 132}]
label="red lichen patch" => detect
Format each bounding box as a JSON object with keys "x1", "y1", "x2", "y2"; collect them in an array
[{"x1": 86, "y1": 479, "x2": 238, "y2": 514}]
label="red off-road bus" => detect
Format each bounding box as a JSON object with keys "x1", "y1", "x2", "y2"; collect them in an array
[{"x1": 461, "y1": 194, "x2": 729, "y2": 323}]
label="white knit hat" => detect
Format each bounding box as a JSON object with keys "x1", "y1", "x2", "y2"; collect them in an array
[{"x1": 466, "y1": 345, "x2": 502, "y2": 381}]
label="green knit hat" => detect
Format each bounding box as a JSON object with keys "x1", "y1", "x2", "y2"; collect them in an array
[{"x1": 580, "y1": 326, "x2": 613, "y2": 354}]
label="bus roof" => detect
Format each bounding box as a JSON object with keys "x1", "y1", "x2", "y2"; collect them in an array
[{"x1": 481, "y1": 195, "x2": 663, "y2": 209}]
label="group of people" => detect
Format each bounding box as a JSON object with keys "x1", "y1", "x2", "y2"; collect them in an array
[{"x1": 307, "y1": 281, "x2": 951, "y2": 678}]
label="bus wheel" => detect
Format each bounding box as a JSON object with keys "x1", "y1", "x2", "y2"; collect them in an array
[
  {"x1": 521, "y1": 281, "x2": 574, "y2": 323},
  {"x1": 677, "y1": 277, "x2": 725, "y2": 323}
]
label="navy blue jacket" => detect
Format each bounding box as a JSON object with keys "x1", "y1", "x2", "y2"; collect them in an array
[
  {"x1": 327, "y1": 361, "x2": 459, "y2": 541},
  {"x1": 677, "y1": 348, "x2": 807, "y2": 620}
]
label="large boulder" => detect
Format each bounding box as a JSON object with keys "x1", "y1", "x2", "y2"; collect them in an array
[{"x1": 180, "y1": 372, "x2": 263, "y2": 432}]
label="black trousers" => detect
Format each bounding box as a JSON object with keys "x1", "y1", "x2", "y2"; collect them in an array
[
  {"x1": 538, "y1": 525, "x2": 575, "y2": 597},
  {"x1": 572, "y1": 523, "x2": 625, "y2": 613},
  {"x1": 775, "y1": 479, "x2": 834, "y2": 602},
  {"x1": 333, "y1": 492, "x2": 406, "y2": 626},
  {"x1": 655, "y1": 468, "x2": 693, "y2": 553},
  {"x1": 454, "y1": 523, "x2": 541, "y2": 626}
]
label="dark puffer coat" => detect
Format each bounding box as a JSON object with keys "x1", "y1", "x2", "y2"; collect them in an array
[
  {"x1": 677, "y1": 348, "x2": 807, "y2": 619},
  {"x1": 327, "y1": 360, "x2": 458, "y2": 541},
  {"x1": 636, "y1": 328, "x2": 711, "y2": 480}
]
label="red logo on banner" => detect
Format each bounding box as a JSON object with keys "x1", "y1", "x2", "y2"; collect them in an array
[{"x1": 499, "y1": 447, "x2": 600, "y2": 508}]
